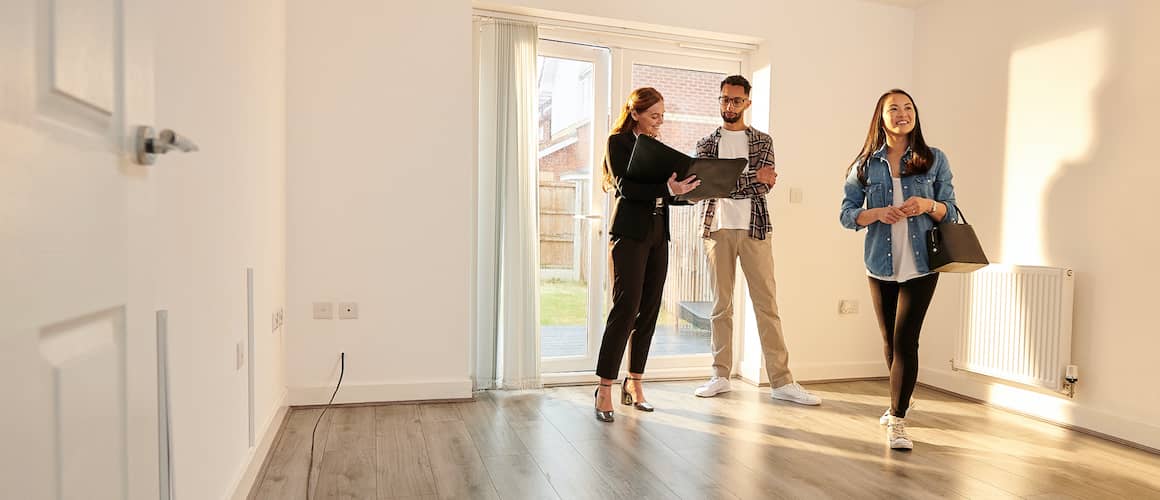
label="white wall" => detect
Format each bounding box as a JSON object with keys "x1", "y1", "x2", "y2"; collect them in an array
[
  {"x1": 479, "y1": 0, "x2": 919, "y2": 383},
  {"x1": 914, "y1": 0, "x2": 1160, "y2": 449},
  {"x1": 761, "y1": 1, "x2": 916, "y2": 382},
  {"x1": 285, "y1": 0, "x2": 914, "y2": 403},
  {"x1": 286, "y1": 0, "x2": 475, "y2": 403},
  {"x1": 154, "y1": 0, "x2": 288, "y2": 498}
]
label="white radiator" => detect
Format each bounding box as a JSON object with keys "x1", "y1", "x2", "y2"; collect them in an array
[{"x1": 954, "y1": 264, "x2": 1075, "y2": 392}]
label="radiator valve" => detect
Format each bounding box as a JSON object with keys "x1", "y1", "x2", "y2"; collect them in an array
[{"x1": 1063, "y1": 365, "x2": 1079, "y2": 398}]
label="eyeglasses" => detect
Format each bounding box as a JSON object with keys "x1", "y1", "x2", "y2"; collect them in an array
[{"x1": 718, "y1": 96, "x2": 748, "y2": 107}]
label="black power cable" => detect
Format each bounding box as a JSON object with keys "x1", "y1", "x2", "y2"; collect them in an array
[{"x1": 306, "y1": 352, "x2": 344, "y2": 500}]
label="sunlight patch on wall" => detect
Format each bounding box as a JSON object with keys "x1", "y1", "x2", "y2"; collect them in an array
[
  {"x1": 749, "y1": 64, "x2": 771, "y2": 131},
  {"x1": 1001, "y1": 28, "x2": 1106, "y2": 264}
]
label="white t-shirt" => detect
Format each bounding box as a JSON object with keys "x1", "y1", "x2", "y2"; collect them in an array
[
  {"x1": 868, "y1": 176, "x2": 926, "y2": 283},
  {"x1": 710, "y1": 129, "x2": 751, "y2": 232}
]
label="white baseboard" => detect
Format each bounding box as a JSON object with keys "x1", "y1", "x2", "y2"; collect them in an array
[
  {"x1": 921, "y1": 367, "x2": 1160, "y2": 452},
  {"x1": 792, "y1": 361, "x2": 886, "y2": 384},
  {"x1": 227, "y1": 389, "x2": 289, "y2": 500},
  {"x1": 287, "y1": 378, "x2": 473, "y2": 406}
]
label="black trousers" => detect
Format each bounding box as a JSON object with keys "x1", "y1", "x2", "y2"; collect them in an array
[
  {"x1": 595, "y1": 215, "x2": 668, "y2": 380},
  {"x1": 868, "y1": 273, "x2": 938, "y2": 418}
]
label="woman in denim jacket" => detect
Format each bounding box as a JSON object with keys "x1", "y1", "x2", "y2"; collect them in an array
[{"x1": 839, "y1": 89, "x2": 959, "y2": 450}]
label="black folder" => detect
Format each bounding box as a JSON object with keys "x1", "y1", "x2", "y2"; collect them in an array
[{"x1": 625, "y1": 134, "x2": 749, "y2": 203}]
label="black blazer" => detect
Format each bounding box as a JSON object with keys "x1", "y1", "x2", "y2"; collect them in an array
[{"x1": 603, "y1": 131, "x2": 689, "y2": 241}]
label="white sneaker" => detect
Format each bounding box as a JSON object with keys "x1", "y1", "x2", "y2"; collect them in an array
[
  {"x1": 886, "y1": 416, "x2": 913, "y2": 450},
  {"x1": 769, "y1": 382, "x2": 821, "y2": 406},
  {"x1": 879, "y1": 399, "x2": 918, "y2": 425},
  {"x1": 694, "y1": 377, "x2": 732, "y2": 397}
]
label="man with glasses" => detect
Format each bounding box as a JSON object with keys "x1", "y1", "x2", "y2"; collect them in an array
[{"x1": 691, "y1": 75, "x2": 821, "y2": 406}]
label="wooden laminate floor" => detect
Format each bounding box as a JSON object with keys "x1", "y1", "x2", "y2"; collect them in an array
[{"x1": 250, "y1": 380, "x2": 1160, "y2": 500}]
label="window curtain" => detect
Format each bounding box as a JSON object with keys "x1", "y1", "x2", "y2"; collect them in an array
[{"x1": 474, "y1": 19, "x2": 541, "y2": 390}]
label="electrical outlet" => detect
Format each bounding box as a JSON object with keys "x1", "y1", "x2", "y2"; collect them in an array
[
  {"x1": 313, "y1": 302, "x2": 333, "y2": 320},
  {"x1": 235, "y1": 341, "x2": 245, "y2": 370},
  {"x1": 338, "y1": 302, "x2": 358, "y2": 320},
  {"x1": 838, "y1": 299, "x2": 859, "y2": 315}
]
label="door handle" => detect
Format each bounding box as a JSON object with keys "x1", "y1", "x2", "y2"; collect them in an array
[
  {"x1": 574, "y1": 214, "x2": 604, "y2": 237},
  {"x1": 136, "y1": 126, "x2": 200, "y2": 165}
]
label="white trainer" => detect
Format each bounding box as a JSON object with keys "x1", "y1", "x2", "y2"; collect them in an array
[
  {"x1": 694, "y1": 376, "x2": 732, "y2": 397},
  {"x1": 886, "y1": 416, "x2": 914, "y2": 450},
  {"x1": 879, "y1": 399, "x2": 918, "y2": 425},
  {"x1": 769, "y1": 382, "x2": 821, "y2": 406}
]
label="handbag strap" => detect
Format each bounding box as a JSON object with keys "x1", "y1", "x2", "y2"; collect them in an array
[{"x1": 946, "y1": 204, "x2": 968, "y2": 224}]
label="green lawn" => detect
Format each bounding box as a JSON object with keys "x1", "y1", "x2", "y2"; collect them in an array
[
  {"x1": 539, "y1": 278, "x2": 676, "y2": 327},
  {"x1": 539, "y1": 279, "x2": 588, "y2": 326}
]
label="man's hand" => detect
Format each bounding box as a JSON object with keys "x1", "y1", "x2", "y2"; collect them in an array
[{"x1": 756, "y1": 166, "x2": 777, "y2": 186}]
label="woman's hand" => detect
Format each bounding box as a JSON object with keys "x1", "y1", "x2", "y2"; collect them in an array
[
  {"x1": 875, "y1": 206, "x2": 907, "y2": 224},
  {"x1": 900, "y1": 196, "x2": 932, "y2": 217},
  {"x1": 668, "y1": 173, "x2": 701, "y2": 196}
]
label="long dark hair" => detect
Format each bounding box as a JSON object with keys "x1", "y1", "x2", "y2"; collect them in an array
[
  {"x1": 848, "y1": 88, "x2": 933, "y2": 184},
  {"x1": 604, "y1": 87, "x2": 664, "y2": 191}
]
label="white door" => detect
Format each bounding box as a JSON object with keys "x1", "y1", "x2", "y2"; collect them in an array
[
  {"x1": 536, "y1": 40, "x2": 612, "y2": 373},
  {"x1": 613, "y1": 49, "x2": 743, "y2": 376},
  {"x1": 0, "y1": 1, "x2": 161, "y2": 499}
]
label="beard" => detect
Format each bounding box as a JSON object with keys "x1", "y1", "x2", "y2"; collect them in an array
[{"x1": 721, "y1": 111, "x2": 741, "y2": 124}]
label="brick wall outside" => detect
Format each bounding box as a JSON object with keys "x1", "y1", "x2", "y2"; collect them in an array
[
  {"x1": 632, "y1": 64, "x2": 727, "y2": 155},
  {"x1": 538, "y1": 121, "x2": 593, "y2": 181},
  {"x1": 538, "y1": 64, "x2": 730, "y2": 179}
]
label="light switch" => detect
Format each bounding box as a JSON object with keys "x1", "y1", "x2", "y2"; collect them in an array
[{"x1": 313, "y1": 302, "x2": 333, "y2": 320}]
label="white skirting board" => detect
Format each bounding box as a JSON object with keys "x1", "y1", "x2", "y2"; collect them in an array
[
  {"x1": 740, "y1": 361, "x2": 886, "y2": 386},
  {"x1": 227, "y1": 390, "x2": 289, "y2": 500},
  {"x1": 788, "y1": 362, "x2": 886, "y2": 384},
  {"x1": 287, "y1": 378, "x2": 474, "y2": 406},
  {"x1": 921, "y1": 367, "x2": 1160, "y2": 452}
]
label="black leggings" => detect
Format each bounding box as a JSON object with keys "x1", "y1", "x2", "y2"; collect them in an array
[
  {"x1": 868, "y1": 273, "x2": 938, "y2": 418},
  {"x1": 595, "y1": 216, "x2": 668, "y2": 380}
]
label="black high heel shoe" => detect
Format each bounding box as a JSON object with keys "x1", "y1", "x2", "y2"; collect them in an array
[
  {"x1": 594, "y1": 382, "x2": 614, "y2": 422},
  {"x1": 621, "y1": 377, "x2": 655, "y2": 412}
]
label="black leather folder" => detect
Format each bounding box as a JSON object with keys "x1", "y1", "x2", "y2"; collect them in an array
[{"x1": 626, "y1": 134, "x2": 748, "y2": 202}]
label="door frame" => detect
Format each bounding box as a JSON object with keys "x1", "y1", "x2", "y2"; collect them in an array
[{"x1": 516, "y1": 20, "x2": 757, "y2": 382}]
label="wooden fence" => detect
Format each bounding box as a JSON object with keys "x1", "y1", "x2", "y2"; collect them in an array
[
  {"x1": 539, "y1": 182, "x2": 712, "y2": 329},
  {"x1": 664, "y1": 205, "x2": 713, "y2": 326},
  {"x1": 539, "y1": 182, "x2": 582, "y2": 278}
]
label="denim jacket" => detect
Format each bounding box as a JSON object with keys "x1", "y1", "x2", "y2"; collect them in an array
[{"x1": 839, "y1": 145, "x2": 960, "y2": 277}]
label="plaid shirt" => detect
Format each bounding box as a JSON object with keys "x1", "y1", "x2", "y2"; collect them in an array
[{"x1": 696, "y1": 127, "x2": 775, "y2": 240}]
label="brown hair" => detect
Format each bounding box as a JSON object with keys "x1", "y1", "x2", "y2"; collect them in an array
[
  {"x1": 848, "y1": 88, "x2": 933, "y2": 184},
  {"x1": 604, "y1": 87, "x2": 664, "y2": 191}
]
